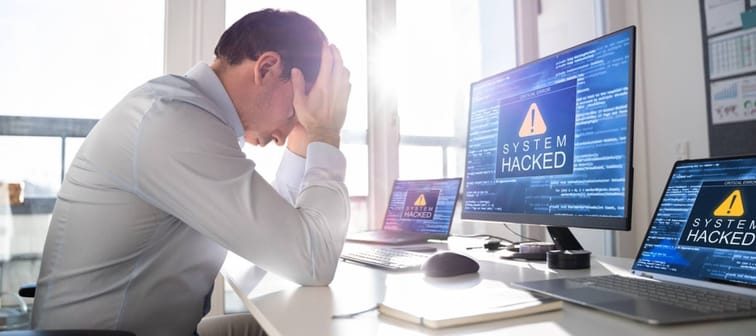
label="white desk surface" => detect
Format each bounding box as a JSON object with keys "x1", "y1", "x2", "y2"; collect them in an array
[{"x1": 226, "y1": 238, "x2": 756, "y2": 336}]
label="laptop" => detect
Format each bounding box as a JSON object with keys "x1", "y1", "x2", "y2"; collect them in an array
[
  {"x1": 347, "y1": 178, "x2": 462, "y2": 245},
  {"x1": 513, "y1": 155, "x2": 756, "y2": 324}
]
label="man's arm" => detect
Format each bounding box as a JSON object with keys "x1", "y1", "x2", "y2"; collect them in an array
[
  {"x1": 135, "y1": 115, "x2": 349, "y2": 286},
  {"x1": 136, "y1": 44, "x2": 352, "y2": 286}
]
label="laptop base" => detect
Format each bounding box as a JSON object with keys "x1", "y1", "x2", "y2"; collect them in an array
[{"x1": 513, "y1": 276, "x2": 756, "y2": 325}]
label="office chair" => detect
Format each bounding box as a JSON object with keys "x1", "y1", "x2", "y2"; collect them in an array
[{"x1": 0, "y1": 284, "x2": 136, "y2": 336}]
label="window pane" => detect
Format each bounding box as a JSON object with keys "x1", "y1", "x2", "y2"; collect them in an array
[
  {"x1": 0, "y1": 0, "x2": 165, "y2": 119},
  {"x1": 225, "y1": 0, "x2": 368, "y2": 132},
  {"x1": 396, "y1": 0, "x2": 516, "y2": 186},
  {"x1": 447, "y1": 146, "x2": 466, "y2": 178},
  {"x1": 398, "y1": 145, "x2": 444, "y2": 180},
  {"x1": 342, "y1": 144, "x2": 368, "y2": 196},
  {"x1": 241, "y1": 145, "x2": 286, "y2": 182},
  {"x1": 396, "y1": 0, "x2": 516, "y2": 136},
  {"x1": 343, "y1": 143, "x2": 368, "y2": 231},
  {"x1": 0, "y1": 136, "x2": 61, "y2": 198},
  {"x1": 396, "y1": 0, "x2": 485, "y2": 136}
]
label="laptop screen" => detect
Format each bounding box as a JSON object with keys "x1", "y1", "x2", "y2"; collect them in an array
[
  {"x1": 382, "y1": 178, "x2": 462, "y2": 235},
  {"x1": 633, "y1": 156, "x2": 756, "y2": 287}
]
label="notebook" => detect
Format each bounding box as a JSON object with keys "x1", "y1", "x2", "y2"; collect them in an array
[
  {"x1": 379, "y1": 277, "x2": 561, "y2": 328},
  {"x1": 347, "y1": 178, "x2": 462, "y2": 245},
  {"x1": 513, "y1": 155, "x2": 756, "y2": 324}
]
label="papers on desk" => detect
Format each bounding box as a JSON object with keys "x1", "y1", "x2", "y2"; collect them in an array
[{"x1": 378, "y1": 276, "x2": 561, "y2": 329}]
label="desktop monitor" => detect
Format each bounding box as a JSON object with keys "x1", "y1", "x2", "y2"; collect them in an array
[{"x1": 461, "y1": 26, "x2": 636, "y2": 250}]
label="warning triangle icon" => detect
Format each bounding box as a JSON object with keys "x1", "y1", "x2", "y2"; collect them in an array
[
  {"x1": 414, "y1": 194, "x2": 427, "y2": 207},
  {"x1": 713, "y1": 190, "x2": 744, "y2": 217},
  {"x1": 519, "y1": 102, "x2": 547, "y2": 137}
]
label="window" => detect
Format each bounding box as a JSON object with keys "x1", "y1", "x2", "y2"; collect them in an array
[
  {"x1": 0, "y1": 136, "x2": 62, "y2": 199},
  {"x1": 0, "y1": 0, "x2": 164, "y2": 120},
  {"x1": 0, "y1": 0, "x2": 165, "y2": 295},
  {"x1": 0, "y1": 0, "x2": 165, "y2": 204},
  {"x1": 395, "y1": 0, "x2": 517, "y2": 181}
]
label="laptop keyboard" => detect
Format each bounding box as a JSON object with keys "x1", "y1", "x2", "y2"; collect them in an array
[
  {"x1": 341, "y1": 245, "x2": 430, "y2": 271},
  {"x1": 570, "y1": 275, "x2": 756, "y2": 313}
]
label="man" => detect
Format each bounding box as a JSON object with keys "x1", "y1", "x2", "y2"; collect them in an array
[{"x1": 32, "y1": 9, "x2": 351, "y2": 336}]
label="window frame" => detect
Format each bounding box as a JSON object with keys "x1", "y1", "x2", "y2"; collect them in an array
[{"x1": 0, "y1": 116, "x2": 97, "y2": 214}]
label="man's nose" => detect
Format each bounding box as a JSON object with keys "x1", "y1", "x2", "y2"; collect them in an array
[{"x1": 273, "y1": 134, "x2": 285, "y2": 146}]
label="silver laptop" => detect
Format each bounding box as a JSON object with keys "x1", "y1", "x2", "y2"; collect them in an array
[
  {"x1": 347, "y1": 178, "x2": 462, "y2": 245},
  {"x1": 513, "y1": 155, "x2": 756, "y2": 324}
]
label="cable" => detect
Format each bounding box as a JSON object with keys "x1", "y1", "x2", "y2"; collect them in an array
[
  {"x1": 451, "y1": 223, "x2": 540, "y2": 244},
  {"x1": 450, "y1": 233, "x2": 515, "y2": 244},
  {"x1": 502, "y1": 223, "x2": 540, "y2": 243}
]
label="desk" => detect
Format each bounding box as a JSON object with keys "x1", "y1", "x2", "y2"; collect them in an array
[{"x1": 226, "y1": 242, "x2": 756, "y2": 336}]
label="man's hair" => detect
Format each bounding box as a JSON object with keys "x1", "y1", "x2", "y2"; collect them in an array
[{"x1": 214, "y1": 9, "x2": 326, "y2": 83}]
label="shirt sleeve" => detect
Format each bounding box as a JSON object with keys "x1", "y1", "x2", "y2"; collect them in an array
[
  {"x1": 134, "y1": 104, "x2": 350, "y2": 286},
  {"x1": 270, "y1": 149, "x2": 306, "y2": 205}
]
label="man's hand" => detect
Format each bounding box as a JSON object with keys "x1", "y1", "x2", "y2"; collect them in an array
[{"x1": 291, "y1": 43, "x2": 351, "y2": 148}]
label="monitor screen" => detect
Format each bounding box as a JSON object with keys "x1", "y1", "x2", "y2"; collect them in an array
[
  {"x1": 633, "y1": 156, "x2": 756, "y2": 287},
  {"x1": 462, "y1": 26, "x2": 635, "y2": 231},
  {"x1": 383, "y1": 178, "x2": 462, "y2": 234}
]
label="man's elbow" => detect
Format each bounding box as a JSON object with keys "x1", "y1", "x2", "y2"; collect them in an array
[
  {"x1": 292, "y1": 265, "x2": 337, "y2": 286},
  {"x1": 297, "y1": 276, "x2": 335, "y2": 287}
]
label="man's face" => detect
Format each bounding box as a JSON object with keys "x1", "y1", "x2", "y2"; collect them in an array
[{"x1": 244, "y1": 74, "x2": 298, "y2": 147}]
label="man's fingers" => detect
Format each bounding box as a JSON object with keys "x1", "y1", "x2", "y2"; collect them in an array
[
  {"x1": 331, "y1": 45, "x2": 344, "y2": 69},
  {"x1": 330, "y1": 45, "x2": 347, "y2": 87},
  {"x1": 291, "y1": 68, "x2": 306, "y2": 105},
  {"x1": 339, "y1": 82, "x2": 352, "y2": 110},
  {"x1": 315, "y1": 42, "x2": 334, "y2": 90}
]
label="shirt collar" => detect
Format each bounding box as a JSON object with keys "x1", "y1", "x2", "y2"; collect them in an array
[{"x1": 184, "y1": 63, "x2": 246, "y2": 148}]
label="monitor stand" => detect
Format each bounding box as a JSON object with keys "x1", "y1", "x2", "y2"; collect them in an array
[
  {"x1": 501, "y1": 226, "x2": 590, "y2": 267},
  {"x1": 546, "y1": 226, "x2": 584, "y2": 250},
  {"x1": 546, "y1": 226, "x2": 591, "y2": 269}
]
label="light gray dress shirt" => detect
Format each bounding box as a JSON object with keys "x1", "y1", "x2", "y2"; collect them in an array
[{"x1": 32, "y1": 63, "x2": 350, "y2": 336}]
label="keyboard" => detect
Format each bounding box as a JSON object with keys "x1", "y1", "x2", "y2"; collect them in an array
[
  {"x1": 569, "y1": 275, "x2": 756, "y2": 313},
  {"x1": 340, "y1": 245, "x2": 430, "y2": 271}
]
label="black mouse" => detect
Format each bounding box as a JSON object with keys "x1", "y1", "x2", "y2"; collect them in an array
[{"x1": 421, "y1": 251, "x2": 480, "y2": 277}]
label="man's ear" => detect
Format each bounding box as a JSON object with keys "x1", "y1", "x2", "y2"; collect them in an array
[{"x1": 254, "y1": 51, "x2": 282, "y2": 84}]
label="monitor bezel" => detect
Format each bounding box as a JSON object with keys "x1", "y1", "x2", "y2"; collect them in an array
[{"x1": 460, "y1": 26, "x2": 636, "y2": 231}]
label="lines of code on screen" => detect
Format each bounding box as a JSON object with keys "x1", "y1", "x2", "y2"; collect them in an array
[{"x1": 463, "y1": 30, "x2": 632, "y2": 218}]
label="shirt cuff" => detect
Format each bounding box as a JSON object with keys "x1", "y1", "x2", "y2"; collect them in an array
[
  {"x1": 276, "y1": 148, "x2": 306, "y2": 185},
  {"x1": 305, "y1": 142, "x2": 346, "y2": 182}
]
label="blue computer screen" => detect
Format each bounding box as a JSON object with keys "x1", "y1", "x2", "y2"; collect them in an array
[
  {"x1": 462, "y1": 27, "x2": 634, "y2": 229},
  {"x1": 383, "y1": 178, "x2": 462, "y2": 234},
  {"x1": 633, "y1": 156, "x2": 756, "y2": 286}
]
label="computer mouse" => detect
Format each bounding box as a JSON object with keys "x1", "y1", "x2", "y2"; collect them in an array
[{"x1": 421, "y1": 251, "x2": 480, "y2": 277}]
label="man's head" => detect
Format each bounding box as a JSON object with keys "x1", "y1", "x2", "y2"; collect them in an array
[{"x1": 212, "y1": 9, "x2": 326, "y2": 146}]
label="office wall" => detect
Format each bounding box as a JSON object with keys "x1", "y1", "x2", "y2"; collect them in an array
[
  {"x1": 537, "y1": 0, "x2": 597, "y2": 56},
  {"x1": 606, "y1": 0, "x2": 709, "y2": 257},
  {"x1": 534, "y1": 0, "x2": 710, "y2": 257}
]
